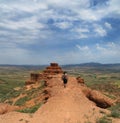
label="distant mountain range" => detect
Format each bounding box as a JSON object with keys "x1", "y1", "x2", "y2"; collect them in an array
[
  {"x1": 62, "y1": 62, "x2": 120, "y2": 67},
  {"x1": 0, "y1": 62, "x2": 120, "y2": 68}
]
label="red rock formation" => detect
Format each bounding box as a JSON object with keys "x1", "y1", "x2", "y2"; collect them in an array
[
  {"x1": 88, "y1": 90, "x2": 115, "y2": 108},
  {"x1": 25, "y1": 73, "x2": 40, "y2": 85},
  {"x1": 43, "y1": 63, "x2": 63, "y2": 75},
  {"x1": 25, "y1": 63, "x2": 63, "y2": 85},
  {"x1": 76, "y1": 76, "x2": 84, "y2": 85},
  {"x1": 30, "y1": 73, "x2": 40, "y2": 81},
  {"x1": 81, "y1": 86, "x2": 115, "y2": 108}
]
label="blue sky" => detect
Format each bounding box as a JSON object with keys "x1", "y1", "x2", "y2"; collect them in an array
[{"x1": 0, "y1": 0, "x2": 120, "y2": 65}]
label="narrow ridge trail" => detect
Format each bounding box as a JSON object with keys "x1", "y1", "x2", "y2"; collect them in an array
[
  {"x1": 30, "y1": 75, "x2": 106, "y2": 123},
  {"x1": 0, "y1": 74, "x2": 112, "y2": 123}
]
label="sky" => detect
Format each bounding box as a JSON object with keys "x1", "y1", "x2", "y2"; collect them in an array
[{"x1": 0, "y1": 0, "x2": 120, "y2": 65}]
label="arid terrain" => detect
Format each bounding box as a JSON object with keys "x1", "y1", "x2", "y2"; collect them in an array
[{"x1": 0, "y1": 63, "x2": 120, "y2": 123}]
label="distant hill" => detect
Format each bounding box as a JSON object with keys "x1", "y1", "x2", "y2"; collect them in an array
[
  {"x1": 0, "y1": 64, "x2": 47, "y2": 71},
  {"x1": 62, "y1": 62, "x2": 120, "y2": 68},
  {"x1": 62, "y1": 63, "x2": 120, "y2": 73},
  {"x1": 0, "y1": 63, "x2": 120, "y2": 71}
]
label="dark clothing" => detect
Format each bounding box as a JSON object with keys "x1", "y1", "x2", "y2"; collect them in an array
[
  {"x1": 63, "y1": 78, "x2": 68, "y2": 84},
  {"x1": 62, "y1": 74, "x2": 68, "y2": 84}
]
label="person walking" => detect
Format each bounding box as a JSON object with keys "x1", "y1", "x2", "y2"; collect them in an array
[{"x1": 62, "y1": 71, "x2": 68, "y2": 88}]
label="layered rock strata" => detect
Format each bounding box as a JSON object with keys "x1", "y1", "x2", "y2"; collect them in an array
[{"x1": 25, "y1": 63, "x2": 63, "y2": 85}]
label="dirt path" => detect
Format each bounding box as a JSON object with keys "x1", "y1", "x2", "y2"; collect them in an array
[{"x1": 0, "y1": 74, "x2": 119, "y2": 123}]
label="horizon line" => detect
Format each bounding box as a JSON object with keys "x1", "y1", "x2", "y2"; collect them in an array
[{"x1": 0, "y1": 62, "x2": 120, "y2": 66}]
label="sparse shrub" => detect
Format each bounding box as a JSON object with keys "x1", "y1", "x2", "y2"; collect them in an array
[
  {"x1": 110, "y1": 110, "x2": 120, "y2": 118},
  {"x1": 108, "y1": 103, "x2": 120, "y2": 118},
  {"x1": 84, "y1": 121, "x2": 91, "y2": 123},
  {"x1": 15, "y1": 96, "x2": 31, "y2": 106},
  {"x1": 17, "y1": 103, "x2": 43, "y2": 113},
  {"x1": 6, "y1": 100, "x2": 13, "y2": 105},
  {"x1": 104, "y1": 93, "x2": 116, "y2": 100},
  {"x1": 96, "y1": 116, "x2": 112, "y2": 123},
  {"x1": 0, "y1": 89, "x2": 22, "y2": 103}
]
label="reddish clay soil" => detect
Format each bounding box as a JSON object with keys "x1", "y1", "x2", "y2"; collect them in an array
[{"x1": 0, "y1": 74, "x2": 119, "y2": 123}]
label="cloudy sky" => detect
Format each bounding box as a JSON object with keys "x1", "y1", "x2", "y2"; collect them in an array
[{"x1": 0, "y1": 0, "x2": 120, "y2": 65}]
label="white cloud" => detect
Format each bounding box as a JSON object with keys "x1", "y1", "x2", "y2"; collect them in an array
[
  {"x1": 94, "y1": 24, "x2": 107, "y2": 37},
  {"x1": 70, "y1": 27, "x2": 90, "y2": 39},
  {"x1": 46, "y1": 0, "x2": 90, "y2": 9},
  {"x1": 108, "y1": 0, "x2": 120, "y2": 15},
  {"x1": 95, "y1": 27, "x2": 107, "y2": 37},
  {"x1": 76, "y1": 45, "x2": 90, "y2": 52},
  {"x1": 105, "y1": 22, "x2": 112, "y2": 29},
  {"x1": 59, "y1": 42, "x2": 120, "y2": 64},
  {"x1": 96, "y1": 42, "x2": 120, "y2": 56},
  {"x1": 0, "y1": 41, "x2": 17, "y2": 49},
  {"x1": 75, "y1": 28, "x2": 89, "y2": 33},
  {"x1": 54, "y1": 21, "x2": 73, "y2": 29},
  {"x1": 107, "y1": 42, "x2": 116, "y2": 47},
  {"x1": 0, "y1": 47, "x2": 30, "y2": 64},
  {"x1": 1, "y1": 0, "x2": 119, "y2": 23},
  {"x1": 77, "y1": 9, "x2": 98, "y2": 21},
  {"x1": 0, "y1": 16, "x2": 45, "y2": 30},
  {"x1": 33, "y1": 0, "x2": 38, "y2": 2},
  {"x1": 0, "y1": 2, "x2": 47, "y2": 13},
  {"x1": 0, "y1": 0, "x2": 119, "y2": 64}
]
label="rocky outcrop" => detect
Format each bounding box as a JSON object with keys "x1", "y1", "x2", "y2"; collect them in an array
[
  {"x1": 25, "y1": 63, "x2": 63, "y2": 85},
  {"x1": 88, "y1": 90, "x2": 115, "y2": 108},
  {"x1": 25, "y1": 63, "x2": 115, "y2": 109},
  {"x1": 0, "y1": 103, "x2": 19, "y2": 115},
  {"x1": 81, "y1": 86, "x2": 115, "y2": 108},
  {"x1": 76, "y1": 76, "x2": 84, "y2": 85},
  {"x1": 43, "y1": 63, "x2": 63, "y2": 75}
]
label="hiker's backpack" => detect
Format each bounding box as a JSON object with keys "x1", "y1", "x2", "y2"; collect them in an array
[{"x1": 62, "y1": 74, "x2": 68, "y2": 81}]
